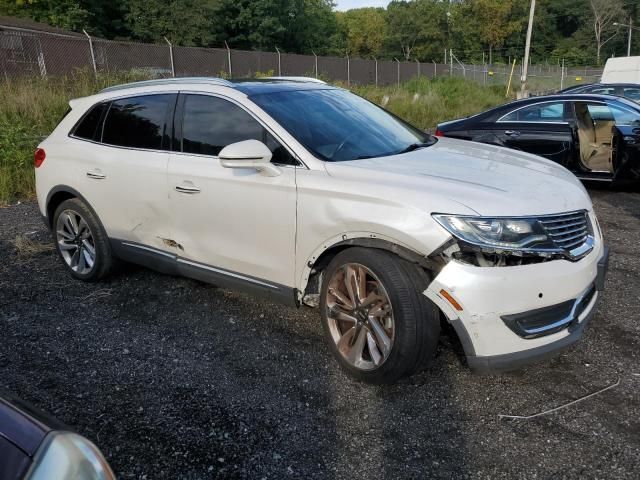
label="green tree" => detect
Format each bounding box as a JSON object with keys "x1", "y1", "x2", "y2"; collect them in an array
[
  {"x1": 471, "y1": 0, "x2": 522, "y2": 64},
  {"x1": 212, "y1": 0, "x2": 336, "y2": 53},
  {"x1": 125, "y1": 0, "x2": 218, "y2": 46},
  {"x1": 335, "y1": 7, "x2": 387, "y2": 57}
]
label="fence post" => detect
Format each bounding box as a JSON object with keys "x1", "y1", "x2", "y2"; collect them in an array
[
  {"x1": 275, "y1": 46, "x2": 281, "y2": 76},
  {"x1": 164, "y1": 37, "x2": 175, "y2": 77},
  {"x1": 560, "y1": 58, "x2": 564, "y2": 90},
  {"x1": 83, "y1": 29, "x2": 97, "y2": 78},
  {"x1": 224, "y1": 41, "x2": 232, "y2": 77},
  {"x1": 432, "y1": 61, "x2": 436, "y2": 78},
  {"x1": 449, "y1": 49, "x2": 453, "y2": 75},
  {"x1": 374, "y1": 57, "x2": 378, "y2": 87},
  {"x1": 416, "y1": 58, "x2": 420, "y2": 77},
  {"x1": 394, "y1": 58, "x2": 400, "y2": 86},
  {"x1": 346, "y1": 52, "x2": 350, "y2": 86},
  {"x1": 312, "y1": 50, "x2": 318, "y2": 78}
]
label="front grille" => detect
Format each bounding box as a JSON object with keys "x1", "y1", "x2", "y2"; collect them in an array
[{"x1": 538, "y1": 211, "x2": 590, "y2": 252}]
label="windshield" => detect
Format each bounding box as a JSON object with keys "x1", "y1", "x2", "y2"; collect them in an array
[{"x1": 250, "y1": 88, "x2": 434, "y2": 161}]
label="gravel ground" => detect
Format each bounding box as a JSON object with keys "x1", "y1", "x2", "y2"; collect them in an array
[{"x1": 1, "y1": 189, "x2": 639, "y2": 479}]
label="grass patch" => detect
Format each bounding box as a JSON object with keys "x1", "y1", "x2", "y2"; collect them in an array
[
  {"x1": 0, "y1": 72, "x2": 508, "y2": 204},
  {"x1": 13, "y1": 235, "x2": 54, "y2": 260},
  {"x1": 0, "y1": 70, "x2": 148, "y2": 204},
  {"x1": 349, "y1": 76, "x2": 507, "y2": 130}
]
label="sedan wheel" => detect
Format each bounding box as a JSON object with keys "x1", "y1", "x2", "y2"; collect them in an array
[
  {"x1": 56, "y1": 209, "x2": 96, "y2": 275},
  {"x1": 325, "y1": 263, "x2": 395, "y2": 371}
]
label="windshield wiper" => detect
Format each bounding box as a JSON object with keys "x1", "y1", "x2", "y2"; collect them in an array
[{"x1": 396, "y1": 142, "x2": 433, "y2": 155}]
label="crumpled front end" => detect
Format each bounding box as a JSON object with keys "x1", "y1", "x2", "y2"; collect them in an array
[{"x1": 424, "y1": 211, "x2": 609, "y2": 372}]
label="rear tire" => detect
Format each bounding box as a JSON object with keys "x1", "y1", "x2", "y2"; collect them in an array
[
  {"x1": 320, "y1": 247, "x2": 440, "y2": 384},
  {"x1": 52, "y1": 198, "x2": 114, "y2": 281}
]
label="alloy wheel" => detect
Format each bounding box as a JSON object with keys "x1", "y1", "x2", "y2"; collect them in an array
[
  {"x1": 56, "y1": 210, "x2": 96, "y2": 275},
  {"x1": 325, "y1": 263, "x2": 395, "y2": 371}
]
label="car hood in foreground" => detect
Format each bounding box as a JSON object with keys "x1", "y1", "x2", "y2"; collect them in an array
[{"x1": 324, "y1": 137, "x2": 592, "y2": 217}]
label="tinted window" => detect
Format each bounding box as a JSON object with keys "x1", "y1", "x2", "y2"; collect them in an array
[
  {"x1": 607, "y1": 102, "x2": 640, "y2": 125},
  {"x1": 589, "y1": 87, "x2": 616, "y2": 95},
  {"x1": 181, "y1": 94, "x2": 297, "y2": 165},
  {"x1": 250, "y1": 89, "x2": 433, "y2": 162},
  {"x1": 73, "y1": 102, "x2": 107, "y2": 140},
  {"x1": 501, "y1": 102, "x2": 566, "y2": 122},
  {"x1": 102, "y1": 94, "x2": 172, "y2": 149},
  {"x1": 586, "y1": 104, "x2": 614, "y2": 121},
  {"x1": 623, "y1": 88, "x2": 640, "y2": 101}
]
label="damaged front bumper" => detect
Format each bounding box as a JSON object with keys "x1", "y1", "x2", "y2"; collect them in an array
[{"x1": 424, "y1": 242, "x2": 609, "y2": 372}]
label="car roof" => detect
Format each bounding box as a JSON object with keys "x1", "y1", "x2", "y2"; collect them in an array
[
  {"x1": 437, "y1": 93, "x2": 639, "y2": 127},
  {"x1": 486, "y1": 93, "x2": 628, "y2": 113},
  {"x1": 99, "y1": 76, "x2": 332, "y2": 96}
]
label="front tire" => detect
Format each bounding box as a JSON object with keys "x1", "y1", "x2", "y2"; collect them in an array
[
  {"x1": 320, "y1": 247, "x2": 440, "y2": 384},
  {"x1": 52, "y1": 198, "x2": 114, "y2": 281}
]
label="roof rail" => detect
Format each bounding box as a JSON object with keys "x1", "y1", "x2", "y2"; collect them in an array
[
  {"x1": 100, "y1": 77, "x2": 234, "y2": 93},
  {"x1": 264, "y1": 76, "x2": 327, "y2": 84}
]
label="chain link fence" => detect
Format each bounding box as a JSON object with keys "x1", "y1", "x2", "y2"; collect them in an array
[{"x1": 0, "y1": 26, "x2": 603, "y2": 92}]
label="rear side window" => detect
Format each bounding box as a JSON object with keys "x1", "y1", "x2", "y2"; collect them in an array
[
  {"x1": 102, "y1": 94, "x2": 173, "y2": 150},
  {"x1": 73, "y1": 103, "x2": 107, "y2": 141},
  {"x1": 181, "y1": 94, "x2": 297, "y2": 165},
  {"x1": 589, "y1": 87, "x2": 616, "y2": 95},
  {"x1": 500, "y1": 102, "x2": 566, "y2": 122},
  {"x1": 623, "y1": 88, "x2": 640, "y2": 101}
]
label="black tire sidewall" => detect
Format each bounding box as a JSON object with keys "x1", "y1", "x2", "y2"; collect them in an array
[
  {"x1": 52, "y1": 198, "x2": 112, "y2": 281},
  {"x1": 319, "y1": 247, "x2": 440, "y2": 384}
]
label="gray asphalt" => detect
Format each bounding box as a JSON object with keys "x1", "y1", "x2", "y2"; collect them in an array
[{"x1": 0, "y1": 189, "x2": 638, "y2": 479}]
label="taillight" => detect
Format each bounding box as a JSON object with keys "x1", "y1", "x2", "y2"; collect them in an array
[
  {"x1": 34, "y1": 148, "x2": 46, "y2": 168},
  {"x1": 434, "y1": 128, "x2": 445, "y2": 137}
]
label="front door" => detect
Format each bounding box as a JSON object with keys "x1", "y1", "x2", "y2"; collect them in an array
[
  {"x1": 493, "y1": 100, "x2": 574, "y2": 167},
  {"x1": 167, "y1": 93, "x2": 298, "y2": 298}
]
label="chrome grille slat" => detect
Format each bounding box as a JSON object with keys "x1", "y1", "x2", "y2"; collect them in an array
[
  {"x1": 564, "y1": 239, "x2": 586, "y2": 250},
  {"x1": 544, "y1": 220, "x2": 585, "y2": 230},
  {"x1": 553, "y1": 231, "x2": 587, "y2": 243},
  {"x1": 548, "y1": 226, "x2": 587, "y2": 237},
  {"x1": 538, "y1": 211, "x2": 590, "y2": 254},
  {"x1": 539, "y1": 215, "x2": 584, "y2": 225}
]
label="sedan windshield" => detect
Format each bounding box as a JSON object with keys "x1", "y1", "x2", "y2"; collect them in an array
[{"x1": 250, "y1": 88, "x2": 434, "y2": 162}]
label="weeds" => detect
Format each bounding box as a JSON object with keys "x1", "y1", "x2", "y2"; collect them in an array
[
  {"x1": 0, "y1": 71, "x2": 507, "y2": 203},
  {"x1": 13, "y1": 235, "x2": 54, "y2": 260}
]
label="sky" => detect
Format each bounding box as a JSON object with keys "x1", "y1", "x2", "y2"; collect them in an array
[{"x1": 334, "y1": 0, "x2": 391, "y2": 11}]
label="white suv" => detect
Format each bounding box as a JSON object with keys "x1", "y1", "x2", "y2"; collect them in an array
[{"x1": 35, "y1": 77, "x2": 609, "y2": 384}]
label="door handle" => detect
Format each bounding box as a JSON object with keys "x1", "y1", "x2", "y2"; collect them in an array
[
  {"x1": 504, "y1": 130, "x2": 521, "y2": 137},
  {"x1": 86, "y1": 170, "x2": 106, "y2": 179},
  {"x1": 175, "y1": 184, "x2": 201, "y2": 194}
]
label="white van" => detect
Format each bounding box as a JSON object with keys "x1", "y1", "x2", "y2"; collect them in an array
[{"x1": 602, "y1": 56, "x2": 640, "y2": 83}]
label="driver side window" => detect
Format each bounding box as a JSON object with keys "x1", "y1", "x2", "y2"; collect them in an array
[{"x1": 180, "y1": 94, "x2": 298, "y2": 166}]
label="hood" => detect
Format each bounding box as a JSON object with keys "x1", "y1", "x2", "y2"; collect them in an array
[{"x1": 324, "y1": 137, "x2": 592, "y2": 217}]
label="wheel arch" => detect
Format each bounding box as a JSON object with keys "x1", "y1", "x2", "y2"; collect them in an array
[
  {"x1": 298, "y1": 233, "x2": 440, "y2": 306},
  {"x1": 45, "y1": 185, "x2": 96, "y2": 229}
]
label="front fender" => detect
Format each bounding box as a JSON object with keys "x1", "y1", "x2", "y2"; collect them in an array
[{"x1": 296, "y1": 231, "x2": 445, "y2": 295}]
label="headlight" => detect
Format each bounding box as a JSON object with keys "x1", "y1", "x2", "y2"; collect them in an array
[
  {"x1": 433, "y1": 214, "x2": 553, "y2": 252},
  {"x1": 26, "y1": 432, "x2": 115, "y2": 480}
]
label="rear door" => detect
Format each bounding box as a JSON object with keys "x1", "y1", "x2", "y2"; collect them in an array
[
  {"x1": 71, "y1": 93, "x2": 175, "y2": 251},
  {"x1": 491, "y1": 100, "x2": 574, "y2": 167}
]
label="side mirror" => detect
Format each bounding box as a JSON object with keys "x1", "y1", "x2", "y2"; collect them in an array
[{"x1": 219, "y1": 140, "x2": 281, "y2": 177}]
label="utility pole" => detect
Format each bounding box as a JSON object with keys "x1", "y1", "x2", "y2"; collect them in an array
[
  {"x1": 628, "y1": 18, "x2": 633, "y2": 57},
  {"x1": 614, "y1": 20, "x2": 638, "y2": 57},
  {"x1": 520, "y1": 0, "x2": 536, "y2": 98}
]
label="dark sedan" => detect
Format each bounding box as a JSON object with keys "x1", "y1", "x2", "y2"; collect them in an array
[
  {"x1": 0, "y1": 396, "x2": 114, "y2": 479},
  {"x1": 436, "y1": 94, "x2": 640, "y2": 183},
  {"x1": 558, "y1": 83, "x2": 640, "y2": 102}
]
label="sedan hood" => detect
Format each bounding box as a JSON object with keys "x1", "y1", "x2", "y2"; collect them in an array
[{"x1": 324, "y1": 137, "x2": 592, "y2": 216}]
